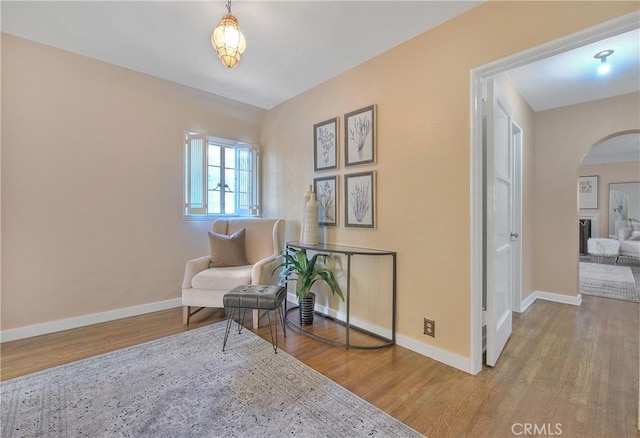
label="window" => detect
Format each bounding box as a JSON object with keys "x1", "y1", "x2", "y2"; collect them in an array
[{"x1": 185, "y1": 132, "x2": 259, "y2": 217}]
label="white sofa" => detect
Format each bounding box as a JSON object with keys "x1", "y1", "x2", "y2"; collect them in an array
[
  {"x1": 615, "y1": 219, "x2": 640, "y2": 260},
  {"x1": 182, "y1": 218, "x2": 286, "y2": 328},
  {"x1": 617, "y1": 229, "x2": 640, "y2": 260}
]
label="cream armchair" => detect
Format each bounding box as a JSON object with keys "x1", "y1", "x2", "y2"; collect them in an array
[{"x1": 182, "y1": 218, "x2": 285, "y2": 328}]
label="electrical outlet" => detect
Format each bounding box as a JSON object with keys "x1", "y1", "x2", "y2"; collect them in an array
[{"x1": 423, "y1": 318, "x2": 435, "y2": 338}]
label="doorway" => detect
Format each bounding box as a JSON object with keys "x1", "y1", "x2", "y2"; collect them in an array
[
  {"x1": 578, "y1": 132, "x2": 640, "y2": 302},
  {"x1": 469, "y1": 13, "x2": 640, "y2": 374}
]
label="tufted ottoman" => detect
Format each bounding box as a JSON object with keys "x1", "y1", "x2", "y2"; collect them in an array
[
  {"x1": 587, "y1": 238, "x2": 620, "y2": 264},
  {"x1": 222, "y1": 285, "x2": 287, "y2": 353}
]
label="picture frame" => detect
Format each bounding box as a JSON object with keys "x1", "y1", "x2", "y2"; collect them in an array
[
  {"x1": 344, "y1": 105, "x2": 375, "y2": 167},
  {"x1": 314, "y1": 117, "x2": 338, "y2": 172},
  {"x1": 579, "y1": 175, "x2": 598, "y2": 209},
  {"x1": 314, "y1": 175, "x2": 338, "y2": 226},
  {"x1": 344, "y1": 171, "x2": 375, "y2": 228}
]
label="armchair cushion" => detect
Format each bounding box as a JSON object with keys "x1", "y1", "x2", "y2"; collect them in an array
[
  {"x1": 214, "y1": 219, "x2": 282, "y2": 264},
  {"x1": 618, "y1": 228, "x2": 632, "y2": 241},
  {"x1": 208, "y1": 228, "x2": 249, "y2": 267},
  {"x1": 182, "y1": 218, "x2": 286, "y2": 327},
  {"x1": 191, "y1": 265, "x2": 253, "y2": 290}
]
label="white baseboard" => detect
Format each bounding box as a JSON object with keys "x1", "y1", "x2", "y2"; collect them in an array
[
  {"x1": 286, "y1": 293, "x2": 392, "y2": 340},
  {"x1": 1, "y1": 298, "x2": 182, "y2": 343},
  {"x1": 518, "y1": 292, "x2": 537, "y2": 312},
  {"x1": 396, "y1": 334, "x2": 472, "y2": 374},
  {"x1": 516, "y1": 290, "x2": 581, "y2": 313},
  {"x1": 398, "y1": 288, "x2": 581, "y2": 373},
  {"x1": 404, "y1": 290, "x2": 580, "y2": 373},
  {"x1": 287, "y1": 292, "x2": 472, "y2": 374},
  {"x1": 533, "y1": 290, "x2": 582, "y2": 306},
  {"x1": 313, "y1": 302, "x2": 393, "y2": 339}
]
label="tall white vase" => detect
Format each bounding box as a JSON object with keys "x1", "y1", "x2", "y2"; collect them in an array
[
  {"x1": 300, "y1": 185, "x2": 313, "y2": 242},
  {"x1": 302, "y1": 193, "x2": 319, "y2": 245}
]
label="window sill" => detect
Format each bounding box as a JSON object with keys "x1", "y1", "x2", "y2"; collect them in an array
[{"x1": 183, "y1": 214, "x2": 259, "y2": 221}]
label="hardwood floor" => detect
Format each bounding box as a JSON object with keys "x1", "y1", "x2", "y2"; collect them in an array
[{"x1": 2, "y1": 296, "x2": 638, "y2": 437}]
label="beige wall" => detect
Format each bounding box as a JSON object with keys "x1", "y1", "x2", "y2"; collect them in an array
[
  {"x1": 1, "y1": 33, "x2": 3, "y2": 315},
  {"x1": 579, "y1": 160, "x2": 640, "y2": 238},
  {"x1": 534, "y1": 93, "x2": 640, "y2": 297},
  {"x1": 1, "y1": 34, "x2": 265, "y2": 330},
  {"x1": 261, "y1": 2, "x2": 639, "y2": 358},
  {"x1": 2, "y1": 1, "x2": 638, "y2": 365}
]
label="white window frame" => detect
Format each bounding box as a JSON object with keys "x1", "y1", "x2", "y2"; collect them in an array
[{"x1": 184, "y1": 132, "x2": 260, "y2": 218}]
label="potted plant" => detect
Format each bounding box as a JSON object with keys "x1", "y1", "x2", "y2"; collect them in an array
[{"x1": 273, "y1": 247, "x2": 344, "y2": 325}]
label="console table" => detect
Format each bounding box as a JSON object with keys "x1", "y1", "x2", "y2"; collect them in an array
[{"x1": 284, "y1": 241, "x2": 396, "y2": 350}]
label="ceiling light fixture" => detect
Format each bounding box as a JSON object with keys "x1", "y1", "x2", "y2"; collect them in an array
[
  {"x1": 211, "y1": 0, "x2": 246, "y2": 69},
  {"x1": 593, "y1": 49, "x2": 614, "y2": 75}
]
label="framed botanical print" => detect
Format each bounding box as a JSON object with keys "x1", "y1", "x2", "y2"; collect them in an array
[
  {"x1": 344, "y1": 171, "x2": 375, "y2": 228},
  {"x1": 314, "y1": 175, "x2": 338, "y2": 226},
  {"x1": 314, "y1": 117, "x2": 338, "y2": 172},
  {"x1": 579, "y1": 176, "x2": 598, "y2": 209},
  {"x1": 344, "y1": 105, "x2": 375, "y2": 167}
]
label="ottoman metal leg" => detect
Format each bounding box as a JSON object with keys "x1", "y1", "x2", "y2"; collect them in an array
[
  {"x1": 237, "y1": 308, "x2": 247, "y2": 334},
  {"x1": 267, "y1": 310, "x2": 277, "y2": 353},
  {"x1": 278, "y1": 302, "x2": 287, "y2": 337},
  {"x1": 222, "y1": 308, "x2": 236, "y2": 352},
  {"x1": 222, "y1": 285, "x2": 287, "y2": 353},
  {"x1": 266, "y1": 302, "x2": 288, "y2": 354},
  {"x1": 223, "y1": 308, "x2": 250, "y2": 352}
]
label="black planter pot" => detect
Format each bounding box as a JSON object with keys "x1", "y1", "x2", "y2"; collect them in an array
[{"x1": 299, "y1": 292, "x2": 316, "y2": 326}]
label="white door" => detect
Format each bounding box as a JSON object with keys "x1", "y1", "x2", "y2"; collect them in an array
[
  {"x1": 511, "y1": 124, "x2": 523, "y2": 312},
  {"x1": 484, "y1": 79, "x2": 514, "y2": 367}
]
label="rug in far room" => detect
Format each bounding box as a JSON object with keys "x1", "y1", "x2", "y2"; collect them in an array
[{"x1": 579, "y1": 261, "x2": 639, "y2": 302}]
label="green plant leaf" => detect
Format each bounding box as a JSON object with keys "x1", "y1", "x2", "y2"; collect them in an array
[{"x1": 273, "y1": 247, "x2": 344, "y2": 303}]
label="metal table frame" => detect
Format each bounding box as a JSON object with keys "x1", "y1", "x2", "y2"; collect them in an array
[{"x1": 284, "y1": 241, "x2": 396, "y2": 350}]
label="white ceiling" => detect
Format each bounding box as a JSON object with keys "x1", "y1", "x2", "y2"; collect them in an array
[
  {"x1": 507, "y1": 28, "x2": 640, "y2": 112},
  {"x1": 0, "y1": 1, "x2": 481, "y2": 109},
  {"x1": 2, "y1": 2, "x2": 635, "y2": 175},
  {"x1": 505, "y1": 27, "x2": 640, "y2": 166},
  {"x1": 1, "y1": 1, "x2": 638, "y2": 118}
]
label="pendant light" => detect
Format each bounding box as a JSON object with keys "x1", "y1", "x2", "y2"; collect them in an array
[{"x1": 211, "y1": 0, "x2": 246, "y2": 69}]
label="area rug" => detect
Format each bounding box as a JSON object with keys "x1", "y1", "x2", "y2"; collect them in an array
[
  {"x1": 579, "y1": 262, "x2": 639, "y2": 302},
  {"x1": 1, "y1": 322, "x2": 423, "y2": 438}
]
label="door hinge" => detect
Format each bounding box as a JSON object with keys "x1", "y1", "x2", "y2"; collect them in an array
[{"x1": 482, "y1": 310, "x2": 487, "y2": 327}]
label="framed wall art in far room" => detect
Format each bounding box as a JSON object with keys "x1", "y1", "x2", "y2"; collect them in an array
[
  {"x1": 344, "y1": 105, "x2": 375, "y2": 167},
  {"x1": 579, "y1": 175, "x2": 598, "y2": 209},
  {"x1": 314, "y1": 117, "x2": 338, "y2": 172},
  {"x1": 314, "y1": 175, "x2": 338, "y2": 226},
  {"x1": 345, "y1": 171, "x2": 375, "y2": 228}
]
